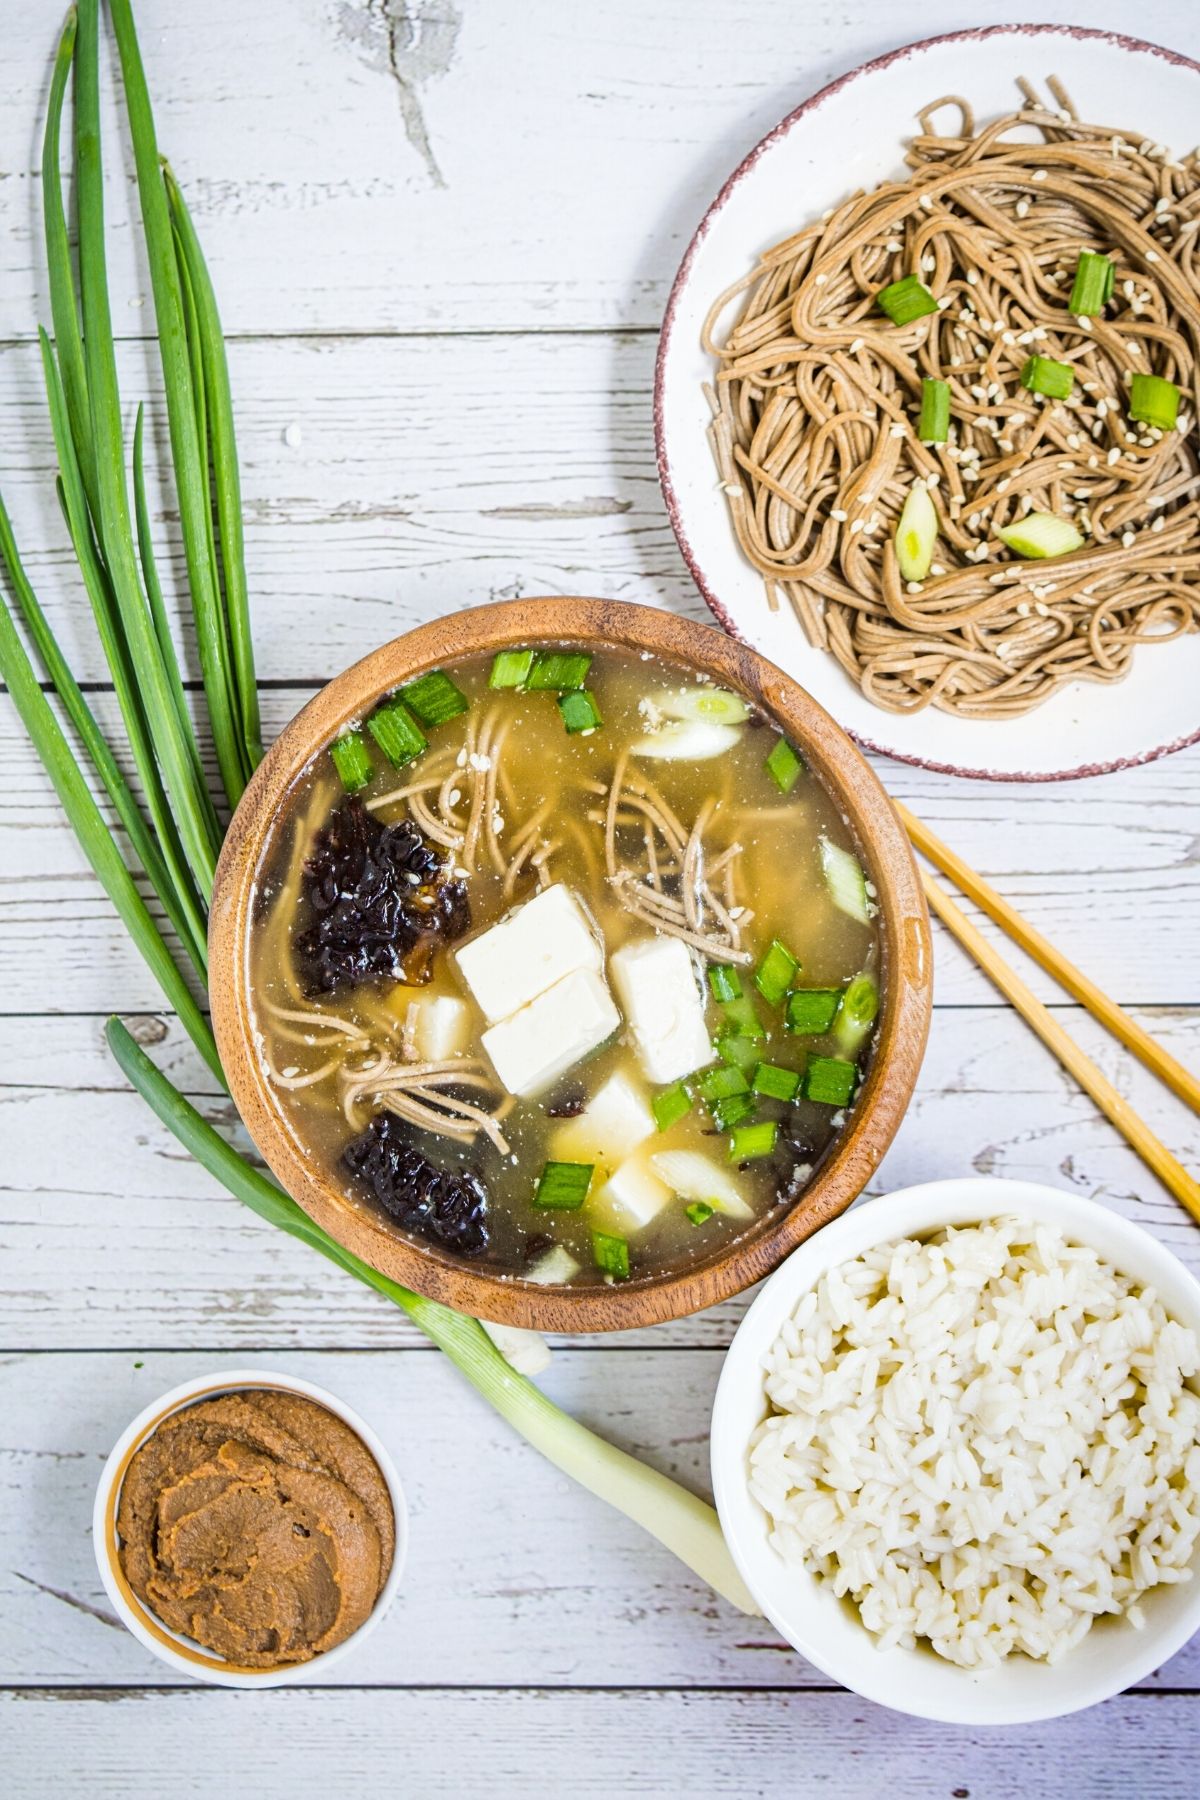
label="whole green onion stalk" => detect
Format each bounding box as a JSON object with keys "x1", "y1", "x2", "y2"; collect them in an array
[{"x1": 0, "y1": 0, "x2": 756, "y2": 1616}]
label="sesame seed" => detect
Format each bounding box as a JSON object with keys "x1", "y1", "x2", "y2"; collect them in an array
[
  {"x1": 967, "y1": 270, "x2": 978, "y2": 285},
  {"x1": 1016, "y1": 199, "x2": 1030, "y2": 218},
  {"x1": 919, "y1": 194, "x2": 935, "y2": 211},
  {"x1": 814, "y1": 272, "x2": 828, "y2": 285},
  {"x1": 1146, "y1": 249, "x2": 1160, "y2": 262},
  {"x1": 1066, "y1": 433, "x2": 1082, "y2": 449},
  {"x1": 889, "y1": 423, "x2": 906, "y2": 438},
  {"x1": 930, "y1": 563, "x2": 946, "y2": 576},
  {"x1": 925, "y1": 471, "x2": 942, "y2": 488},
  {"x1": 886, "y1": 239, "x2": 903, "y2": 253},
  {"x1": 905, "y1": 581, "x2": 923, "y2": 594},
  {"x1": 921, "y1": 253, "x2": 935, "y2": 273},
  {"x1": 1107, "y1": 447, "x2": 1122, "y2": 465},
  {"x1": 1152, "y1": 515, "x2": 1166, "y2": 532},
  {"x1": 723, "y1": 483, "x2": 742, "y2": 497},
  {"x1": 829, "y1": 508, "x2": 848, "y2": 522},
  {"x1": 849, "y1": 519, "x2": 864, "y2": 534},
  {"x1": 1074, "y1": 316, "x2": 1092, "y2": 331},
  {"x1": 849, "y1": 337, "x2": 864, "y2": 353},
  {"x1": 997, "y1": 478, "x2": 1010, "y2": 493},
  {"x1": 1033, "y1": 168, "x2": 1047, "y2": 181},
  {"x1": 1121, "y1": 530, "x2": 1136, "y2": 547},
  {"x1": 1017, "y1": 601, "x2": 1031, "y2": 616}
]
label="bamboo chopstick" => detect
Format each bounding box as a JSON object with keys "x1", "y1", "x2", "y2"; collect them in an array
[
  {"x1": 918, "y1": 866, "x2": 1200, "y2": 1227},
  {"x1": 897, "y1": 799, "x2": 1200, "y2": 1118}
]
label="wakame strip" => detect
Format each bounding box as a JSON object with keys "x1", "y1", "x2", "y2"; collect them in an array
[
  {"x1": 164, "y1": 165, "x2": 262, "y2": 773},
  {"x1": 73, "y1": 0, "x2": 221, "y2": 900},
  {"x1": 41, "y1": 12, "x2": 95, "y2": 516},
  {"x1": 107, "y1": 0, "x2": 250, "y2": 808}
]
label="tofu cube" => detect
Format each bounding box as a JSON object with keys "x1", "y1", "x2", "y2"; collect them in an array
[
  {"x1": 553, "y1": 1069, "x2": 655, "y2": 1171},
  {"x1": 595, "y1": 1156, "x2": 674, "y2": 1233},
  {"x1": 455, "y1": 883, "x2": 602, "y2": 1023},
  {"x1": 481, "y1": 967, "x2": 619, "y2": 1097},
  {"x1": 610, "y1": 935, "x2": 712, "y2": 1084},
  {"x1": 524, "y1": 1245, "x2": 582, "y2": 1287},
  {"x1": 409, "y1": 994, "x2": 471, "y2": 1062}
]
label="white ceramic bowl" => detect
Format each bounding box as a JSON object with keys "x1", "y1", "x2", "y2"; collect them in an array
[
  {"x1": 656, "y1": 24, "x2": 1200, "y2": 780},
  {"x1": 93, "y1": 1368, "x2": 407, "y2": 1688},
  {"x1": 711, "y1": 1178, "x2": 1200, "y2": 1724}
]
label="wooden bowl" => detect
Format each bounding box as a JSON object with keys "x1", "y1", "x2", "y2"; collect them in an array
[{"x1": 210, "y1": 598, "x2": 932, "y2": 1332}]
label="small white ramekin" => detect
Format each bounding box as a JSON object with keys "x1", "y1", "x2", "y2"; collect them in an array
[
  {"x1": 93, "y1": 1367, "x2": 407, "y2": 1688},
  {"x1": 712, "y1": 1178, "x2": 1200, "y2": 1726}
]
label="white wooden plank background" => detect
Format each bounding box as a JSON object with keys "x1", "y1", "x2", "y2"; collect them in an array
[{"x1": 2, "y1": 1, "x2": 1200, "y2": 1794}]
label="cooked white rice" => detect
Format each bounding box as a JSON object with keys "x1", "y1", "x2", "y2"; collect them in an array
[{"x1": 750, "y1": 1218, "x2": 1200, "y2": 1668}]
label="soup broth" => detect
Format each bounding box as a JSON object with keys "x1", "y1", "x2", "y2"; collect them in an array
[{"x1": 248, "y1": 642, "x2": 881, "y2": 1290}]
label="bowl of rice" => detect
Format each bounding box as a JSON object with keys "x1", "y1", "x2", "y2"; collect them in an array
[{"x1": 711, "y1": 1177, "x2": 1200, "y2": 1724}]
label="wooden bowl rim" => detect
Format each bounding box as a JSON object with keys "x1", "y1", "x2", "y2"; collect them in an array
[{"x1": 209, "y1": 598, "x2": 932, "y2": 1332}]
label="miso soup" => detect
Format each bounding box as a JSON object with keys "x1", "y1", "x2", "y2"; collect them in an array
[{"x1": 247, "y1": 642, "x2": 882, "y2": 1289}]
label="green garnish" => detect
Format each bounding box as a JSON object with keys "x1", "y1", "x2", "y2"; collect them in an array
[
  {"x1": 708, "y1": 964, "x2": 742, "y2": 1003},
  {"x1": 592, "y1": 1230, "x2": 630, "y2": 1279},
  {"x1": 821, "y1": 838, "x2": 872, "y2": 926},
  {"x1": 1128, "y1": 373, "x2": 1181, "y2": 432},
  {"x1": 716, "y1": 1033, "x2": 760, "y2": 1074},
  {"x1": 713, "y1": 1092, "x2": 756, "y2": 1132},
  {"x1": 721, "y1": 994, "x2": 765, "y2": 1040},
  {"x1": 834, "y1": 974, "x2": 879, "y2": 1056},
  {"x1": 489, "y1": 648, "x2": 535, "y2": 689},
  {"x1": 764, "y1": 734, "x2": 804, "y2": 794},
  {"x1": 754, "y1": 938, "x2": 799, "y2": 1005},
  {"x1": 803, "y1": 1056, "x2": 858, "y2": 1107},
  {"x1": 400, "y1": 669, "x2": 468, "y2": 726},
  {"x1": 533, "y1": 1161, "x2": 594, "y2": 1210},
  {"x1": 1067, "y1": 250, "x2": 1115, "y2": 317},
  {"x1": 728, "y1": 1120, "x2": 778, "y2": 1162},
  {"x1": 526, "y1": 651, "x2": 592, "y2": 691},
  {"x1": 367, "y1": 698, "x2": 428, "y2": 768},
  {"x1": 685, "y1": 1202, "x2": 714, "y2": 1226},
  {"x1": 752, "y1": 1062, "x2": 801, "y2": 1103},
  {"x1": 558, "y1": 689, "x2": 603, "y2": 734},
  {"x1": 1019, "y1": 355, "x2": 1075, "y2": 400},
  {"x1": 698, "y1": 1065, "x2": 750, "y2": 1103},
  {"x1": 876, "y1": 274, "x2": 939, "y2": 325},
  {"x1": 330, "y1": 731, "x2": 373, "y2": 793},
  {"x1": 786, "y1": 988, "x2": 843, "y2": 1035},
  {"x1": 894, "y1": 482, "x2": 938, "y2": 582},
  {"x1": 917, "y1": 377, "x2": 950, "y2": 444},
  {"x1": 652, "y1": 1082, "x2": 693, "y2": 1132},
  {"x1": 996, "y1": 511, "x2": 1084, "y2": 559}
]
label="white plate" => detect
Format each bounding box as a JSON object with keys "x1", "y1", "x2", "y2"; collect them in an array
[{"x1": 656, "y1": 25, "x2": 1200, "y2": 780}]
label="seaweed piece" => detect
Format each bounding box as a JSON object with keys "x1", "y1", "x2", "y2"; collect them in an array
[{"x1": 343, "y1": 1112, "x2": 489, "y2": 1257}]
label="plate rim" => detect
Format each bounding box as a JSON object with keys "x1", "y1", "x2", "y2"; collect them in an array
[{"x1": 654, "y1": 21, "x2": 1200, "y2": 782}]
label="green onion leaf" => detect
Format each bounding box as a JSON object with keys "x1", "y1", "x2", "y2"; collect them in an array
[
  {"x1": 1019, "y1": 355, "x2": 1076, "y2": 400},
  {"x1": 713, "y1": 1092, "x2": 756, "y2": 1132},
  {"x1": 591, "y1": 1230, "x2": 630, "y2": 1278},
  {"x1": 764, "y1": 735, "x2": 804, "y2": 794},
  {"x1": 534, "y1": 1161, "x2": 595, "y2": 1211},
  {"x1": 917, "y1": 377, "x2": 950, "y2": 443},
  {"x1": 558, "y1": 689, "x2": 603, "y2": 734},
  {"x1": 876, "y1": 274, "x2": 939, "y2": 325},
  {"x1": 728, "y1": 1120, "x2": 778, "y2": 1162},
  {"x1": 684, "y1": 1202, "x2": 714, "y2": 1226},
  {"x1": 526, "y1": 651, "x2": 592, "y2": 691},
  {"x1": 652, "y1": 1083, "x2": 693, "y2": 1132},
  {"x1": 708, "y1": 964, "x2": 742, "y2": 1003},
  {"x1": 716, "y1": 1033, "x2": 760, "y2": 1074},
  {"x1": 996, "y1": 511, "x2": 1085, "y2": 559},
  {"x1": 367, "y1": 699, "x2": 428, "y2": 768},
  {"x1": 331, "y1": 731, "x2": 374, "y2": 793},
  {"x1": 752, "y1": 1063, "x2": 801, "y2": 1103},
  {"x1": 894, "y1": 482, "x2": 939, "y2": 582},
  {"x1": 1128, "y1": 373, "x2": 1181, "y2": 432},
  {"x1": 821, "y1": 837, "x2": 872, "y2": 926},
  {"x1": 721, "y1": 994, "x2": 765, "y2": 1040},
  {"x1": 803, "y1": 1056, "x2": 858, "y2": 1107},
  {"x1": 754, "y1": 938, "x2": 799, "y2": 1005},
  {"x1": 786, "y1": 988, "x2": 843, "y2": 1035},
  {"x1": 489, "y1": 648, "x2": 535, "y2": 689},
  {"x1": 834, "y1": 974, "x2": 879, "y2": 1056},
  {"x1": 697, "y1": 1065, "x2": 750, "y2": 1103},
  {"x1": 1068, "y1": 251, "x2": 1115, "y2": 316},
  {"x1": 400, "y1": 669, "x2": 469, "y2": 726}
]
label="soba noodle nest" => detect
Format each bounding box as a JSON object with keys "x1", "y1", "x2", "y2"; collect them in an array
[{"x1": 703, "y1": 81, "x2": 1200, "y2": 717}]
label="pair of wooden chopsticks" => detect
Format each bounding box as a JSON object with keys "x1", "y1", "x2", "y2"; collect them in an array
[{"x1": 897, "y1": 802, "x2": 1200, "y2": 1226}]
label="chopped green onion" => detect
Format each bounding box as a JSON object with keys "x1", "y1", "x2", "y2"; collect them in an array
[
  {"x1": 834, "y1": 974, "x2": 879, "y2": 1056},
  {"x1": 685, "y1": 1202, "x2": 714, "y2": 1226},
  {"x1": 876, "y1": 274, "x2": 939, "y2": 325},
  {"x1": 764, "y1": 734, "x2": 804, "y2": 794},
  {"x1": 754, "y1": 938, "x2": 799, "y2": 1005},
  {"x1": 367, "y1": 698, "x2": 428, "y2": 768},
  {"x1": 1129, "y1": 373, "x2": 1181, "y2": 432},
  {"x1": 654, "y1": 686, "x2": 750, "y2": 725},
  {"x1": 534, "y1": 1161, "x2": 594, "y2": 1210},
  {"x1": 558, "y1": 689, "x2": 603, "y2": 734},
  {"x1": 996, "y1": 511, "x2": 1085, "y2": 559},
  {"x1": 728, "y1": 1120, "x2": 778, "y2": 1162},
  {"x1": 652, "y1": 1083, "x2": 693, "y2": 1132},
  {"x1": 1068, "y1": 251, "x2": 1115, "y2": 317},
  {"x1": 489, "y1": 648, "x2": 535, "y2": 689},
  {"x1": 721, "y1": 994, "x2": 765, "y2": 1040},
  {"x1": 786, "y1": 988, "x2": 843, "y2": 1035},
  {"x1": 821, "y1": 837, "x2": 872, "y2": 926},
  {"x1": 917, "y1": 377, "x2": 950, "y2": 443},
  {"x1": 526, "y1": 651, "x2": 592, "y2": 691},
  {"x1": 698, "y1": 1064, "x2": 750, "y2": 1103},
  {"x1": 400, "y1": 669, "x2": 469, "y2": 726},
  {"x1": 752, "y1": 1062, "x2": 801, "y2": 1103},
  {"x1": 803, "y1": 1056, "x2": 858, "y2": 1107},
  {"x1": 1019, "y1": 355, "x2": 1075, "y2": 400},
  {"x1": 716, "y1": 1033, "x2": 760, "y2": 1074},
  {"x1": 894, "y1": 482, "x2": 938, "y2": 582},
  {"x1": 708, "y1": 964, "x2": 742, "y2": 1003},
  {"x1": 713, "y1": 1092, "x2": 756, "y2": 1132},
  {"x1": 331, "y1": 731, "x2": 373, "y2": 793},
  {"x1": 592, "y1": 1230, "x2": 630, "y2": 1279}
]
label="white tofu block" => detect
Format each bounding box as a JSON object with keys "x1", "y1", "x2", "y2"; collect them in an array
[
  {"x1": 525, "y1": 1245, "x2": 582, "y2": 1287},
  {"x1": 410, "y1": 994, "x2": 471, "y2": 1062},
  {"x1": 609, "y1": 934, "x2": 712, "y2": 1084},
  {"x1": 553, "y1": 1069, "x2": 655, "y2": 1171},
  {"x1": 481, "y1": 967, "x2": 619, "y2": 1097},
  {"x1": 596, "y1": 1157, "x2": 674, "y2": 1233},
  {"x1": 480, "y1": 1320, "x2": 552, "y2": 1377},
  {"x1": 455, "y1": 883, "x2": 602, "y2": 1023}
]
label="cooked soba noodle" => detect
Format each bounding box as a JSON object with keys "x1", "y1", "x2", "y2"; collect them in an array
[{"x1": 703, "y1": 81, "x2": 1200, "y2": 717}]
